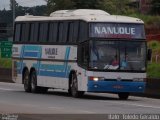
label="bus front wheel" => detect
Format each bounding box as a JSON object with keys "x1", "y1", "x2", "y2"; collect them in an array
[
  {"x1": 23, "y1": 69, "x2": 31, "y2": 92},
  {"x1": 70, "y1": 73, "x2": 84, "y2": 98},
  {"x1": 118, "y1": 92, "x2": 130, "y2": 100}
]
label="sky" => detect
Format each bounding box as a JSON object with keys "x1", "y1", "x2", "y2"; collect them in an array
[{"x1": 0, "y1": 0, "x2": 47, "y2": 10}]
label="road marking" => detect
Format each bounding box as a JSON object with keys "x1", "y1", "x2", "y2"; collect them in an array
[
  {"x1": 21, "y1": 104, "x2": 95, "y2": 114},
  {"x1": 0, "y1": 88, "x2": 14, "y2": 91},
  {"x1": 48, "y1": 107, "x2": 95, "y2": 113},
  {"x1": 99, "y1": 100, "x2": 160, "y2": 109}
]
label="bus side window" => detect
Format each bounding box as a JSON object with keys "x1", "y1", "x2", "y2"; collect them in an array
[
  {"x1": 78, "y1": 42, "x2": 89, "y2": 68},
  {"x1": 30, "y1": 22, "x2": 39, "y2": 42},
  {"x1": 14, "y1": 24, "x2": 21, "y2": 42},
  {"x1": 39, "y1": 23, "x2": 48, "y2": 42},
  {"x1": 79, "y1": 21, "x2": 88, "y2": 42},
  {"x1": 68, "y1": 22, "x2": 74, "y2": 43},
  {"x1": 62, "y1": 22, "x2": 68, "y2": 43},
  {"x1": 58, "y1": 22, "x2": 63, "y2": 43},
  {"x1": 48, "y1": 22, "x2": 58, "y2": 43},
  {"x1": 21, "y1": 23, "x2": 30, "y2": 42}
]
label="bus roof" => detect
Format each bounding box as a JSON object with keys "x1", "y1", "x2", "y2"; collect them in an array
[{"x1": 15, "y1": 9, "x2": 144, "y2": 24}]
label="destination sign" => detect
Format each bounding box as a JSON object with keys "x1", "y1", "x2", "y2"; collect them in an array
[{"x1": 89, "y1": 23, "x2": 145, "y2": 39}]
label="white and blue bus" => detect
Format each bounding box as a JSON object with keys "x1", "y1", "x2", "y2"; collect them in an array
[{"x1": 12, "y1": 9, "x2": 149, "y2": 100}]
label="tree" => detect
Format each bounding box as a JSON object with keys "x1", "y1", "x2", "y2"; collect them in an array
[
  {"x1": 72, "y1": 0, "x2": 103, "y2": 9},
  {"x1": 10, "y1": 0, "x2": 19, "y2": 10},
  {"x1": 46, "y1": 0, "x2": 74, "y2": 14},
  {"x1": 151, "y1": 0, "x2": 160, "y2": 15},
  {"x1": 45, "y1": 0, "x2": 131, "y2": 15},
  {"x1": 101, "y1": 0, "x2": 131, "y2": 14},
  {"x1": 45, "y1": 0, "x2": 104, "y2": 14}
]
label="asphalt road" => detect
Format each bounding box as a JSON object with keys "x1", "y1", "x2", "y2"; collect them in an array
[{"x1": 0, "y1": 82, "x2": 160, "y2": 119}]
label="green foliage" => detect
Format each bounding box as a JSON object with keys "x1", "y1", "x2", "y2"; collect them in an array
[
  {"x1": 147, "y1": 63, "x2": 160, "y2": 78},
  {"x1": 148, "y1": 41, "x2": 160, "y2": 50},
  {"x1": 45, "y1": 0, "x2": 131, "y2": 14},
  {"x1": 0, "y1": 5, "x2": 47, "y2": 26},
  {"x1": 129, "y1": 14, "x2": 160, "y2": 26},
  {"x1": 100, "y1": 0, "x2": 131, "y2": 15},
  {"x1": 72, "y1": 0, "x2": 103, "y2": 9},
  {"x1": 147, "y1": 41, "x2": 160, "y2": 78},
  {"x1": 150, "y1": 0, "x2": 160, "y2": 15},
  {"x1": 46, "y1": 0, "x2": 74, "y2": 14},
  {"x1": 0, "y1": 58, "x2": 12, "y2": 68}
]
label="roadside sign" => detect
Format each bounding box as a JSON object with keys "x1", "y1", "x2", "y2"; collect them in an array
[
  {"x1": 0, "y1": 41, "x2": 12, "y2": 47},
  {"x1": 0, "y1": 41, "x2": 12, "y2": 58}
]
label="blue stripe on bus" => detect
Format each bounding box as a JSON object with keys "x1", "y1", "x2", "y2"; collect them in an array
[
  {"x1": 39, "y1": 71, "x2": 68, "y2": 78},
  {"x1": 87, "y1": 80, "x2": 145, "y2": 93},
  {"x1": 33, "y1": 46, "x2": 71, "y2": 78},
  {"x1": 18, "y1": 46, "x2": 71, "y2": 78},
  {"x1": 24, "y1": 52, "x2": 39, "y2": 57},
  {"x1": 24, "y1": 45, "x2": 41, "y2": 51}
]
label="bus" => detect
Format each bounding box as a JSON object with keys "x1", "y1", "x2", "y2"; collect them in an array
[{"x1": 12, "y1": 9, "x2": 149, "y2": 100}]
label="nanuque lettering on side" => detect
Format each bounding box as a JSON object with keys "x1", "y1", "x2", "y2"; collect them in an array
[{"x1": 45, "y1": 48, "x2": 58, "y2": 55}]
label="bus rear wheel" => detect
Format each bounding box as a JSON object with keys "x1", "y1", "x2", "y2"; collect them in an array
[
  {"x1": 30, "y1": 71, "x2": 39, "y2": 93},
  {"x1": 30, "y1": 70, "x2": 48, "y2": 93},
  {"x1": 118, "y1": 92, "x2": 130, "y2": 100},
  {"x1": 70, "y1": 73, "x2": 84, "y2": 98},
  {"x1": 23, "y1": 70, "x2": 31, "y2": 92}
]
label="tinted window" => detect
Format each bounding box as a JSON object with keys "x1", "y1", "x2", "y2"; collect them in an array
[
  {"x1": 79, "y1": 21, "x2": 88, "y2": 42},
  {"x1": 58, "y1": 22, "x2": 63, "y2": 42},
  {"x1": 68, "y1": 21, "x2": 79, "y2": 43},
  {"x1": 63, "y1": 22, "x2": 69, "y2": 43},
  {"x1": 30, "y1": 22, "x2": 39, "y2": 42},
  {"x1": 21, "y1": 23, "x2": 30, "y2": 42},
  {"x1": 78, "y1": 42, "x2": 89, "y2": 68},
  {"x1": 68, "y1": 22, "x2": 74, "y2": 43},
  {"x1": 39, "y1": 23, "x2": 48, "y2": 42},
  {"x1": 48, "y1": 22, "x2": 58, "y2": 42},
  {"x1": 73, "y1": 21, "x2": 79, "y2": 43},
  {"x1": 14, "y1": 24, "x2": 21, "y2": 42}
]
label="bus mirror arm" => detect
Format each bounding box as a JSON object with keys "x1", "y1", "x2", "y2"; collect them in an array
[{"x1": 147, "y1": 49, "x2": 152, "y2": 61}]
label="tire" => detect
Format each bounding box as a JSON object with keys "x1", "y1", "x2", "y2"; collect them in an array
[
  {"x1": 70, "y1": 73, "x2": 84, "y2": 98},
  {"x1": 23, "y1": 69, "x2": 31, "y2": 92},
  {"x1": 118, "y1": 93, "x2": 130, "y2": 100},
  {"x1": 30, "y1": 71, "x2": 39, "y2": 93}
]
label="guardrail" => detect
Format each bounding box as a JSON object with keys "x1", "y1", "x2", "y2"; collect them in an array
[
  {"x1": 0, "y1": 68, "x2": 159, "y2": 98},
  {"x1": 0, "y1": 68, "x2": 13, "y2": 83}
]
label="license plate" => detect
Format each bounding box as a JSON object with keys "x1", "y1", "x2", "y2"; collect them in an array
[{"x1": 113, "y1": 85, "x2": 124, "y2": 89}]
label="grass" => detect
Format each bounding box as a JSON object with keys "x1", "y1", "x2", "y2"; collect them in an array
[
  {"x1": 147, "y1": 41, "x2": 160, "y2": 78},
  {"x1": 147, "y1": 63, "x2": 160, "y2": 78},
  {"x1": 0, "y1": 58, "x2": 12, "y2": 68}
]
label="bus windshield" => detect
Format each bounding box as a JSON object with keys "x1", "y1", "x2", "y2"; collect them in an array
[{"x1": 89, "y1": 40, "x2": 146, "y2": 71}]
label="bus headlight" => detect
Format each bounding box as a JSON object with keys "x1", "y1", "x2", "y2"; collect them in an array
[{"x1": 89, "y1": 77, "x2": 105, "y2": 81}]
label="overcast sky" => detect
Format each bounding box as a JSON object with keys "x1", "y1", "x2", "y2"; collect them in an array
[{"x1": 0, "y1": 0, "x2": 47, "y2": 10}]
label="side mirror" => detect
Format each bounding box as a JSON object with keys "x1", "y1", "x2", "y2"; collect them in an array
[{"x1": 147, "y1": 49, "x2": 152, "y2": 61}]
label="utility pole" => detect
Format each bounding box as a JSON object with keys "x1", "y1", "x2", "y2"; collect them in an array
[{"x1": 13, "y1": 0, "x2": 15, "y2": 29}]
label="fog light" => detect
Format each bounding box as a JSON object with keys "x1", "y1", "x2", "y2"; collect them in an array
[
  {"x1": 138, "y1": 86, "x2": 143, "y2": 89},
  {"x1": 94, "y1": 85, "x2": 98, "y2": 88}
]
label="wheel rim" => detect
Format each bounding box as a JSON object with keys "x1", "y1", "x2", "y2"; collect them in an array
[
  {"x1": 31, "y1": 73, "x2": 36, "y2": 91},
  {"x1": 24, "y1": 71, "x2": 29, "y2": 90}
]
